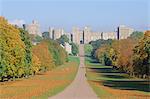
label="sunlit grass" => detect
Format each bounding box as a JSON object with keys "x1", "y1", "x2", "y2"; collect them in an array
[
  {"x1": 85, "y1": 56, "x2": 150, "y2": 99},
  {"x1": 0, "y1": 56, "x2": 79, "y2": 99}
]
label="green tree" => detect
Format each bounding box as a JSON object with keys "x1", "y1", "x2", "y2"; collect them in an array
[
  {"x1": 90, "y1": 39, "x2": 113, "y2": 57},
  {"x1": 19, "y1": 28, "x2": 32, "y2": 76},
  {"x1": 84, "y1": 44, "x2": 93, "y2": 56},
  {"x1": 132, "y1": 31, "x2": 150, "y2": 78},
  {"x1": 57, "y1": 35, "x2": 69, "y2": 46},
  {"x1": 130, "y1": 31, "x2": 144, "y2": 40},
  {"x1": 71, "y1": 42, "x2": 79, "y2": 56},
  {"x1": 29, "y1": 34, "x2": 43, "y2": 42},
  {"x1": 35, "y1": 35, "x2": 43, "y2": 42},
  {"x1": 45, "y1": 40, "x2": 68, "y2": 66}
]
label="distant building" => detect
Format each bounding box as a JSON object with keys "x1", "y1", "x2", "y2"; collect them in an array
[
  {"x1": 102, "y1": 32, "x2": 116, "y2": 40},
  {"x1": 117, "y1": 25, "x2": 134, "y2": 40},
  {"x1": 54, "y1": 28, "x2": 65, "y2": 40},
  {"x1": 48, "y1": 27, "x2": 54, "y2": 39},
  {"x1": 46, "y1": 25, "x2": 134, "y2": 45},
  {"x1": 60, "y1": 42, "x2": 72, "y2": 54},
  {"x1": 26, "y1": 20, "x2": 41, "y2": 36},
  {"x1": 64, "y1": 42, "x2": 72, "y2": 54},
  {"x1": 64, "y1": 33, "x2": 72, "y2": 43},
  {"x1": 72, "y1": 26, "x2": 103, "y2": 44},
  {"x1": 72, "y1": 27, "x2": 83, "y2": 44},
  {"x1": 48, "y1": 27, "x2": 65, "y2": 40}
]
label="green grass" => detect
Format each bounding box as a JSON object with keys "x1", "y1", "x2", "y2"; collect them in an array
[
  {"x1": 68, "y1": 56, "x2": 80, "y2": 64},
  {"x1": 85, "y1": 56, "x2": 150, "y2": 98}
]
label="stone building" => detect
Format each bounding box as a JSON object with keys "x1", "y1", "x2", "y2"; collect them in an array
[
  {"x1": 71, "y1": 27, "x2": 102, "y2": 44},
  {"x1": 72, "y1": 27, "x2": 83, "y2": 44},
  {"x1": 44, "y1": 25, "x2": 134, "y2": 45},
  {"x1": 48, "y1": 27, "x2": 65, "y2": 40},
  {"x1": 117, "y1": 25, "x2": 134, "y2": 40},
  {"x1": 26, "y1": 20, "x2": 41, "y2": 36},
  {"x1": 102, "y1": 32, "x2": 116, "y2": 40}
]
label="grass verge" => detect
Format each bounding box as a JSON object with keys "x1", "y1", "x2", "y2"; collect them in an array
[
  {"x1": 0, "y1": 56, "x2": 79, "y2": 99},
  {"x1": 85, "y1": 56, "x2": 150, "y2": 99}
]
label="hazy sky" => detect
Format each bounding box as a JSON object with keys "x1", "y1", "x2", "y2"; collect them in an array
[{"x1": 0, "y1": 0, "x2": 150, "y2": 32}]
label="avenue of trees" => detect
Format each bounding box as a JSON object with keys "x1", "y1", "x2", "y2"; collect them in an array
[
  {"x1": 94, "y1": 31, "x2": 150, "y2": 78},
  {"x1": 0, "y1": 17, "x2": 68, "y2": 81}
]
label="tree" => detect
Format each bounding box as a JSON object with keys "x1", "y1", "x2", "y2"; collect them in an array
[
  {"x1": 84, "y1": 44, "x2": 93, "y2": 56},
  {"x1": 0, "y1": 17, "x2": 25, "y2": 81},
  {"x1": 32, "y1": 41, "x2": 55, "y2": 72},
  {"x1": 130, "y1": 31, "x2": 144, "y2": 40},
  {"x1": 90, "y1": 39, "x2": 113, "y2": 57},
  {"x1": 116, "y1": 39, "x2": 136, "y2": 73},
  {"x1": 19, "y1": 28, "x2": 32, "y2": 76},
  {"x1": 46, "y1": 40, "x2": 68, "y2": 65},
  {"x1": 57, "y1": 35, "x2": 69, "y2": 46},
  {"x1": 71, "y1": 42, "x2": 79, "y2": 56},
  {"x1": 132, "y1": 31, "x2": 150, "y2": 78},
  {"x1": 35, "y1": 35, "x2": 43, "y2": 42},
  {"x1": 95, "y1": 45, "x2": 112, "y2": 65},
  {"x1": 29, "y1": 34, "x2": 43, "y2": 42},
  {"x1": 31, "y1": 54, "x2": 41, "y2": 74}
]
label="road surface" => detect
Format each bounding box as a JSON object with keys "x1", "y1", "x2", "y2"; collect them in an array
[{"x1": 49, "y1": 44, "x2": 98, "y2": 99}]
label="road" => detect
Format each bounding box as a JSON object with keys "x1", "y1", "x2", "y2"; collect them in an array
[{"x1": 49, "y1": 44, "x2": 98, "y2": 99}]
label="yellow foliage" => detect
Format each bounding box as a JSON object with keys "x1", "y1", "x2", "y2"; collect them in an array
[
  {"x1": 32, "y1": 54, "x2": 41, "y2": 74},
  {"x1": 32, "y1": 41, "x2": 55, "y2": 71},
  {"x1": 0, "y1": 16, "x2": 26, "y2": 78}
]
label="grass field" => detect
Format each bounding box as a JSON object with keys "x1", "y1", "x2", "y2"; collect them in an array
[
  {"x1": 0, "y1": 56, "x2": 79, "y2": 99},
  {"x1": 85, "y1": 56, "x2": 150, "y2": 99}
]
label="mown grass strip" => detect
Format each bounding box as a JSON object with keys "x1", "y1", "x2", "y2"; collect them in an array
[{"x1": 85, "y1": 56, "x2": 150, "y2": 99}]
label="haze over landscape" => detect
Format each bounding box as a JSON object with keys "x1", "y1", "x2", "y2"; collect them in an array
[{"x1": 0, "y1": 0, "x2": 150, "y2": 32}]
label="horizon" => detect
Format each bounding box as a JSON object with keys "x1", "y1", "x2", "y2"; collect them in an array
[{"x1": 0, "y1": 0, "x2": 150, "y2": 32}]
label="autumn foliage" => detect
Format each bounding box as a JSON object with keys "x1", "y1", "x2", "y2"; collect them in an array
[
  {"x1": 95, "y1": 31, "x2": 150, "y2": 78},
  {"x1": 0, "y1": 17, "x2": 26, "y2": 80},
  {"x1": 0, "y1": 17, "x2": 68, "y2": 81},
  {"x1": 32, "y1": 41, "x2": 55, "y2": 72}
]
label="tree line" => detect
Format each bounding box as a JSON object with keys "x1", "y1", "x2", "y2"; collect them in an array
[
  {"x1": 0, "y1": 17, "x2": 68, "y2": 81},
  {"x1": 90, "y1": 31, "x2": 150, "y2": 79}
]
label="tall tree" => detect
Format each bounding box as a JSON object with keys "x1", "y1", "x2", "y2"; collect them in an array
[
  {"x1": 71, "y1": 42, "x2": 79, "y2": 56},
  {"x1": 19, "y1": 28, "x2": 32, "y2": 76},
  {"x1": 132, "y1": 31, "x2": 150, "y2": 78},
  {"x1": 0, "y1": 17, "x2": 25, "y2": 81},
  {"x1": 32, "y1": 41, "x2": 55, "y2": 72}
]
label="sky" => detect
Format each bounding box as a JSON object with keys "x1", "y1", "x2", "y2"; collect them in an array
[{"x1": 0, "y1": 0, "x2": 150, "y2": 32}]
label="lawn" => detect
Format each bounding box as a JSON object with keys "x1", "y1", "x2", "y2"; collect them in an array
[
  {"x1": 85, "y1": 56, "x2": 150, "y2": 99},
  {"x1": 0, "y1": 56, "x2": 79, "y2": 99}
]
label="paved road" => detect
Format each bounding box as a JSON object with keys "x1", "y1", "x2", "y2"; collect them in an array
[{"x1": 49, "y1": 44, "x2": 98, "y2": 99}]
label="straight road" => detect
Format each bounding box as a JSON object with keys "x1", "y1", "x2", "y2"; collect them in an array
[{"x1": 49, "y1": 44, "x2": 98, "y2": 99}]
